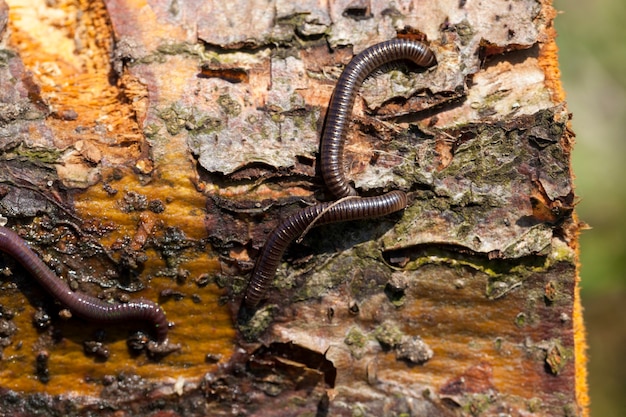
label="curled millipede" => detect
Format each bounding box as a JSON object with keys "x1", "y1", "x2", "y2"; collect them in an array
[
  {"x1": 0, "y1": 226, "x2": 169, "y2": 344},
  {"x1": 320, "y1": 38, "x2": 436, "y2": 198},
  {"x1": 242, "y1": 190, "x2": 407, "y2": 308}
]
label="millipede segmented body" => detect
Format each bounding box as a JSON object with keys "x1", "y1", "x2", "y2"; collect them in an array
[
  {"x1": 320, "y1": 38, "x2": 436, "y2": 198},
  {"x1": 0, "y1": 226, "x2": 169, "y2": 343},
  {"x1": 243, "y1": 190, "x2": 408, "y2": 308}
]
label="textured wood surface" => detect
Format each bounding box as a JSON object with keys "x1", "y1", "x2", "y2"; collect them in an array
[{"x1": 0, "y1": 0, "x2": 588, "y2": 415}]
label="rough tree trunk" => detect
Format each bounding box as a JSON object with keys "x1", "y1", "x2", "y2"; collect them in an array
[{"x1": 0, "y1": 0, "x2": 588, "y2": 416}]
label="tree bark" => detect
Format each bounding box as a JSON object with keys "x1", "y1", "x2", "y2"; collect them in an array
[{"x1": 0, "y1": 0, "x2": 588, "y2": 416}]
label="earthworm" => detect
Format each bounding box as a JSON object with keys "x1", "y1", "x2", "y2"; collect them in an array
[
  {"x1": 320, "y1": 38, "x2": 436, "y2": 198},
  {"x1": 243, "y1": 190, "x2": 407, "y2": 308},
  {"x1": 0, "y1": 226, "x2": 169, "y2": 343}
]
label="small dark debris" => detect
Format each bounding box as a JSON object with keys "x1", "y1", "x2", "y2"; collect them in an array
[
  {"x1": 0, "y1": 305, "x2": 15, "y2": 320},
  {"x1": 507, "y1": 28, "x2": 515, "y2": 40},
  {"x1": 127, "y1": 332, "x2": 180, "y2": 358},
  {"x1": 146, "y1": 340, "x2": 182, "y2": 359},
  {"x1": 119, "y1": 191, "x2": 149, "y2": 213},
  {"x1": 194, "y1": 273, "x2": 213, "y2": 287},
  {"x1": 35, "y1": 350, "x2": 50, "y2": 383},
  {"x1": 148, "y1": 199, "x2": 165, "y2": 213},
  {"x1": 102, "y1": 181, "x2": 118, "y2": 196},
  {"x1": 127, "y1": 331, "x2": 151, "y2": 353},
  {"x1": 160, "y1": 288, "x2": 186, "y2": 301},
  {"x1": 205, "y1": 353, "x2": 222, "y2": 363},
  {"x1": 83, "y1": 340, "x2": 110, "y2": 360},
  {"x1": 176, "y1": 268, "x2": 190, "y2": 283},
  {"x1": 102, "y1": 374, "x2": 116, "y2": 386},
  {"x1": 0, "y1": 318, "x2": 17, "y2": 340},
  {"x1": 32, "y1": 308, "x2": 52, "y2": 330}
]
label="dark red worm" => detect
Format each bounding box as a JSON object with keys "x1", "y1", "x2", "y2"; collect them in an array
[
  {"x1": 320, "y1": 38, "x2": 436, "y2": 198},
  {"x1": 0, "y1": 226, "x2": 169, "y2": 343},
  {"x1": 243, "y1": 190, "x2": 407, "y2": 308}
]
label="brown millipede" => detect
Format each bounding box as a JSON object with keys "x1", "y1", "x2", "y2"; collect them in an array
[
  {"x1": 320, "y1": 38, "x2": 436, "y2": 198},
  {"x1": 0, "y1": 226, "x2": 169, "y2": 344},
  {"x1": 242, "y1": 190, "x2": 407, "y2": 309}
]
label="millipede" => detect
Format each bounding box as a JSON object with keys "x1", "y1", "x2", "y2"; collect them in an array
[
  {"x1": 242, "y1": 190, "x2": 408, "y2": 308},
  {"x1": 0, "y1": 226, "x2": 169, "y2": 344},
  {"x1": 242, "y1": 38, "x2": 436, "y2": 311},
  {"x1": 320, "y1": 38, "x2": 436, "y2": 198}
]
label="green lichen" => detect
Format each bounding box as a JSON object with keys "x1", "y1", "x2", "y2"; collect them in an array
[
  {"x1": 156, "y1": 42, "x2": 203, "y2": 57},
  {"x1": 134, "y1": 42, "x2": 205, "y2": 66},
  {"x1": 527, "y1": 397, "x2": 543, "y2": 413},
  {"x1": 292, "y1": 255, "x2": 359, "y2": 302},
  {"x1": 13, "y1": 143, "x2": 62, "y2": 164},
  {"x1": 238, "y1": 304, "x2": 277, "y2": 342},
  {"x1": 453, "y1": 19, "x2": 475, "y2": 46},
  {"x1": 373, "y1": 321, "x2": 404, "y2": 348},
  {"x1": 156, "y1": 104, "x2": 223, "y2": 136},
  {"x1": 0, "y1": 49, "x2": 16, "y2": 67},
  {"x1": 217, "y1": 95, "x2": 242, "y2": 117},
  {"x1": 493, "y1": 337, "x2": 503, "y2": 352},
  {"x1": 157, "y1": 104, "x2": 187, "y2": 135},
  {"x1": 351, "y1": 404, "x2": 367, "y2": 417},
  {"x1": 344, "y1": 327, "x2": 368, "y2": 359},
  {"x1": 544, "y1": 339, "x2": 571, "y2": 375},
  {"x1": 548, "y1": 238, "x2": 575, "y2": 264},
  {"x1": 464, "y1": 393, "x2": 494, "y2": 416},
  {"x1": 143, "y1": 123, "x2": 161, "y2": 138},
  {"x1": 398, "y1": 242, "x2": 547, "y2": 281}
]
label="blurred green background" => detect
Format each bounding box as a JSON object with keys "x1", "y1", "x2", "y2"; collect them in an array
[{"x1": 554, "y1": 1, "x2": 626, "y2": 415}]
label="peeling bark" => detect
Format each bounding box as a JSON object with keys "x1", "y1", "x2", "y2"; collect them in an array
[{"x1": 0, "y1": 0, "x2": 587, "y2": 416}]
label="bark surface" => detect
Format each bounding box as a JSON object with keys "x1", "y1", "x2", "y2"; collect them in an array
[{"x1": 0, "y1": 0, "x2": 588, "y2": 416}]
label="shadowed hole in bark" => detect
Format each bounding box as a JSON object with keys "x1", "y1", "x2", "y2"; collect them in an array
[{"x1": 249, "y1": 341, "x2": 336, "y2": 388}]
